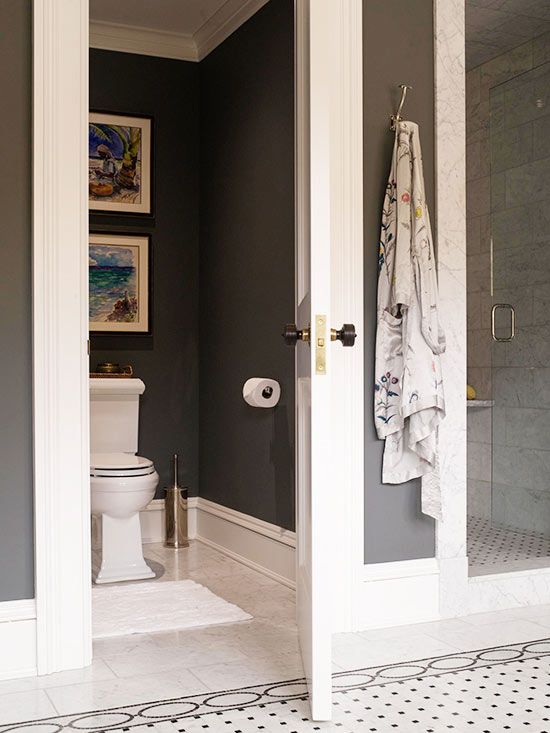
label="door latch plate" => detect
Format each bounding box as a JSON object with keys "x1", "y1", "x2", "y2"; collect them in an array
[{"x1": 315, "y1": 315, "x2": 327, "y2": 375}]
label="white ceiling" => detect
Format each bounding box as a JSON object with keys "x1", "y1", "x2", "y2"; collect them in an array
[
  {"x1": 466, "y1": 0, "x2": 550, "y2": 69},
  {"x1": 89, "y1": 0, "x2": 229, "y2": 37},
  {"x1": 91, "y1": 0, "x2": 550, "y2": 71}
]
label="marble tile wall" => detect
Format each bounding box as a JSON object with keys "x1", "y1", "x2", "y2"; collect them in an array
[
  {"x1": 435, "y1": 0, "x2": 468, "y2": 617},
  {"x1": 467, "y1": 31, "x2": 550, "y2": 535}
]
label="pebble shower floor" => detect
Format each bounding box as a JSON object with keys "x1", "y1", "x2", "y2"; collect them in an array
[
  {"x1": 4, "y1": 637, "x2": 550, "y2": 733},
  {"x1": 468, "y1": 515, "x2": 550, "y2": 567}
]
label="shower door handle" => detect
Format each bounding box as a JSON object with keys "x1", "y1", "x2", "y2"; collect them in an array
[{"x1": 491, "y1": 303, "x2": 515, "y2": 342}]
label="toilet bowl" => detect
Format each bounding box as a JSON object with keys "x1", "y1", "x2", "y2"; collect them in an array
[
  {"x1": 90, "y1": 377, "x2": 159, "y2": 584},
  {"x1": 91, "y1": 452, "x2": 159, "y2": 584}
]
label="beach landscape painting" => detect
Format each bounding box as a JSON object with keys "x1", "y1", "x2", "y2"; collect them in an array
[
  {"x1": 89, "y1": 112, "x2": 152, "y2": 214},
  {"x1": 89, "y1": 233, "x2": 150, "y2": 333}
]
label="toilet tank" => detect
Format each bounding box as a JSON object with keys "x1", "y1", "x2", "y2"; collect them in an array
[{"x1": 90, "y1": 378, "x2": 145, "y2": 454}]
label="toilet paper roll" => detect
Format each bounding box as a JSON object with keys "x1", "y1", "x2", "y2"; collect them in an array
[{"x1": 243, "y1": 378, "x2": 281, "y2": 408}]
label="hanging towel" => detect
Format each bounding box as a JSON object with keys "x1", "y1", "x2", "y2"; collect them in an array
[{"x1": 374, "y1": 120, "x2": 446, "y2": 520}]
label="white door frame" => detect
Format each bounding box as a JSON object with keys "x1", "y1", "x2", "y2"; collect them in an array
[
  {"x1": 32, "y1": 0, "x2": 363, "y2": 675},
  {"x1": 33, "y1": 0, "x2": 92, "y2": 674}
]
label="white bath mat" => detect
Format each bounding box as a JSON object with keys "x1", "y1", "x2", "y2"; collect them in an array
[{"x1": 92, "y1": 579, "x2": 252, "y2": 638}]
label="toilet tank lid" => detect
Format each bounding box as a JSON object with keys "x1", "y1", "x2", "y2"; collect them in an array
[{"x1": 89, "y1": 377, "x2": 145, "y2": 396}]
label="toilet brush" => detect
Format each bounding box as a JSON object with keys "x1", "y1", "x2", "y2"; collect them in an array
[{"x1": 164, "y1": 454, "x2": 189, "y2": 549}]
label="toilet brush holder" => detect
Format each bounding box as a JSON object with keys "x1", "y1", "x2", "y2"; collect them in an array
[{"x1": 164, "y1": 454, "x2": 189, "y2": 549}]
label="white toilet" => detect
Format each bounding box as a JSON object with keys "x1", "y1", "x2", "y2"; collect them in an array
[{"x1": 90, "y1": 378, "x2": 159, "y2": 584}]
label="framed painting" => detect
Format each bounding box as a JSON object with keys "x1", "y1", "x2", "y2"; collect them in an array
[
  {"x1": 89, "y1": 112, "x2": 152, "y2": 214},
  {"x1": 89, "y1": 233, "x2": 150, "y2": 334}
]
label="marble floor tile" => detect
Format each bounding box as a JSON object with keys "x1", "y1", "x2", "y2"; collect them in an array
[
  {"x1": 332, "y1": 630, "x2": 460, "y2": 669},
  {"x1": 0, "y1": 659, "x2": 115, "y2": 696},
  {"x1": 462, "y1": 606, "x2": 550, "y2": 627},
  {"x1": 44, "y1": 667, "x2": 207, "y2": 715},
  {"x1": 8, "y1": 637, "x2": 550, "y2": 732},
  {"x1": 102, "y1": 639, "x2": 250, "y2": 678},
  {"x1": 93, "y1": 632, "x2": 161, "y2": 660},
  {"x1": 189, "y1": 652, "x2": 304, "y2": 690},
  {"x1": 150, "y1": 619, "x2": 300, "y2": 660},
  {"x1": 357, "y1": 617, "x2": 473, "y2": 643},
  {"x1": 16, "y1": 541, "x2": 550, "y2": 730},
  {"x1": 420, "y1": 617, "x2": 550, "y2": 650},
  {"x1": 0, "y1": 690, "x2": 56, "y2": 725}
]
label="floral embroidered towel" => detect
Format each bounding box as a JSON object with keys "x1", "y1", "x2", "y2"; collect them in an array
[{"x1": 374, "y1": 121, "x2": 446, "y2": 520}]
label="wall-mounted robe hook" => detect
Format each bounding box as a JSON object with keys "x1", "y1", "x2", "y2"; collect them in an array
[{"x1": 390, "y1": 84, "x2": 413, "y2": 130}]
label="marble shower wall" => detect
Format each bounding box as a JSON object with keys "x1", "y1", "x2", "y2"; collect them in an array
[{"x1": 466, "y1": 30, "x2": 550, "y2": 534}]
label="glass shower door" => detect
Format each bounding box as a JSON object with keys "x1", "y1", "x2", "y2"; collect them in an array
[{"x1": 490, "y1": 62, "x2": 550, "y2": 550}]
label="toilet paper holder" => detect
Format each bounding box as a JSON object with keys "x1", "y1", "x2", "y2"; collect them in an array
[{"x1": 243, "y1": 378, "x2": 281, "y2": 408}]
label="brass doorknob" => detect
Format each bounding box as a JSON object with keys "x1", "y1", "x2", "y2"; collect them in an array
[
  {"x1": 331, "y1": 324, "x2": 357, "y2": 347},
  {"x1": 282, "y1": 324, "x2": 310, "y2": 346}
]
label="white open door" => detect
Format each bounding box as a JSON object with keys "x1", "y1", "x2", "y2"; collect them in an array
[{"x1": 291, "y1": 0, "x2": 359, "y2": 720}]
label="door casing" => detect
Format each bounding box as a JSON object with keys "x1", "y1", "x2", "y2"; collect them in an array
[{"x1": 32, "y1": 0, "x2": 364, "y2": 675}]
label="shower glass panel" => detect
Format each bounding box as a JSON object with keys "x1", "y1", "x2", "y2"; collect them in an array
[{"x1": 490, "y1": 62, "x2": 550, "y2": 545}]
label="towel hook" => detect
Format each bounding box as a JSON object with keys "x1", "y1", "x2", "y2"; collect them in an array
[{"x1": 390, "y1": 84, "x2": 413, "y2": 130}]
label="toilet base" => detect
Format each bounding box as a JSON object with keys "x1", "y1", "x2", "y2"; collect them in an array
[{"x1": 94, "y1": 513, "x2": 154, "y2": 584}]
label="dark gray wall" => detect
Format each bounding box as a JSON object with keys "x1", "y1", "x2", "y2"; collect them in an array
[
  {"x1": 0, "y1": 0, "x2": 34, "y2": 601},
  {"x1": 364, "y1": 0, "x2": 436, "y2": 563},
  {"x1": 199, "y1": 0, "x2": 295, "y2": 530},
  {"x1": 90, "y1": 50, "x2": 200, "y2": 497}
]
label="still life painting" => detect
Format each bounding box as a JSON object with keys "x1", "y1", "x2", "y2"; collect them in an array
[
  {"x1": 89, "y1": 233, "x2": 150, "y2": 333},
  {"x1": 89, "y1": 112, "x2": 152, "y2": 214}
]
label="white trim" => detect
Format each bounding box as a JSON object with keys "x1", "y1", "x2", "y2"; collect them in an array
[
  {"x1": 0, "y1": 600, "x2": 37, "y2": 680},
  {"x1": 329, "y1": 0, "x2": 364, "y2": 635},
  {"x1": 195, "y1": 497, "x2": 296, "y2": 547},
  {"x1": 0, "y1": 599, "x2": 36, "y2": 623},
  {"x1": 357, "y1": 559, "x2": 441, "y2": 629},
  {"x1": 194, "y1": 0, "x2": 270, "y2": 60},
  {"x1": 136, "y1": 498, "x2": 296, "y2": 589},
  {"x1": 89, "y1": 1, "x2": 270, "y2": 62},
  {"x1": 195, "y1": 498, "x2": 296, "y2": 589},
  {"x1": 0, "y1": 622, "x2": 37, "y2": 681},
  {"x1": 31, "y1": 0, "x2": 364, "y2": 685},
  {"x1": 138, "y1": 498, "x2": 167, "y2": 545},
  {"x1": 363, "y1": 558, "x2": 439, "y2": 582},
  {"x1": 90, "y1": 21, "x2": 198, "y2": 62},
  {"x1": 33, "y1": 0, "x2": 91, "y2": 675}
]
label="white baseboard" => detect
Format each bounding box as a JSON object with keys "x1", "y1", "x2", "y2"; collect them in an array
[
  {"x1": 355, "y1": 558, "x2": 440, "y2": 630},
  {"x1": 194, "y1": 498, "x2": 296, "y2": 589},
  {"x1": 0, "y1": 600, "x2": 37, "y2": 680},
  {"x1": 105, "y1": 497, "x2": 296, "y2": 589},
  {"x1": 139, "y1": 498, "x2": 170, "y2": 544}
]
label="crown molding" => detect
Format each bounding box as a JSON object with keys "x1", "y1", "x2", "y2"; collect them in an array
[
  {"x1": 89, "y1": 0, "x2": 270, "y2": 62},
  {"x1": 89, "y1": 20, "x2": 198, "y2": 62},
  {"x1": 194, "y1": 0, "x2": 270, "y2": 60}
]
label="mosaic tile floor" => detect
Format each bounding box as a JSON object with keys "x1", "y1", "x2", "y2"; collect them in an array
[
  {"x1": 6, "y1": 542, "x2": 550, "y2": 732},
  {"x1": 468, "y1": 515, "x2": 550, "y2": 567},
  {"x1": 3, "y1": 637, "x2": 550, "y2": 732}
]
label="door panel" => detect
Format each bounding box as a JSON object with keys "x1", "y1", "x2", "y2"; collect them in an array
[
  {"x1": 295, "y1": 0, "x2": 332, "y2": 721},
  {"x1": 489, "y1": 63, "x2": 550, "y2": 543}
]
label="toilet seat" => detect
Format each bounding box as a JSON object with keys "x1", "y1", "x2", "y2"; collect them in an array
[{"x1": 90, "y1": 452, "x2": 155, "y2": 477}]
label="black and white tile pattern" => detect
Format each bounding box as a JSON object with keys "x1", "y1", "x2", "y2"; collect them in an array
[
  {"x1": 4, "y1": 638, "x2": 550, "y2": 733},
  {"x1": 468, "y1": 515, "x2": 550, "y2": 566}
]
